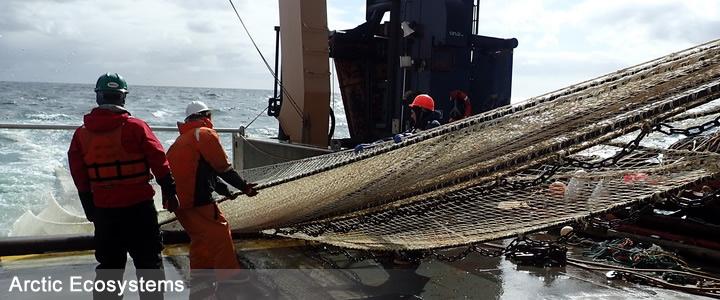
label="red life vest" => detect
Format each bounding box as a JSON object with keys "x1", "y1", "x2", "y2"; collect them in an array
[{"x1": 77, "y1": 122, "x2": 151, "y2": 190}]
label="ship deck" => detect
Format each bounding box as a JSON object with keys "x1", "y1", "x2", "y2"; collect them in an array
[{"x1": 1, "y1": 238, "x2": 712, "y2": 299}]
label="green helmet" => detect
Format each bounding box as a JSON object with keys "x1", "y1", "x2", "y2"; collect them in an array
[{"x1": 95, "y1": 73, "x2": 128, "y2": 94}]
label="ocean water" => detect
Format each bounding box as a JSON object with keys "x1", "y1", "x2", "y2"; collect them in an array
[{"x1": 0, "y1": 81, "x2": 348, "y2": 237}]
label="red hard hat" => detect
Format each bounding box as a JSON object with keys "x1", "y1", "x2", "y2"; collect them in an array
[{"x1": 409, "y1": 94, "x2": 435, "y2": 111}]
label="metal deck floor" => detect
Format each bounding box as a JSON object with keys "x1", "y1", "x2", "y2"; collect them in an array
[{"x1": 0, "y1": 238, "x2": 711, "y2": 299}]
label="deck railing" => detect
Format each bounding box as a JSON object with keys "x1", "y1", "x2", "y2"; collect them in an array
[{"x1": 0, "y1": 122, "x2": 243, "y2": 133}]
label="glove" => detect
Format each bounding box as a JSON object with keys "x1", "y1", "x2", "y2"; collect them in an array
[
  {"x1": 78, "y1": 191, "x2": 96, "y2": 222},
  {"x1": 243, "y1": 183, "x2": 259, "y2": 197},
  {"x1": 354, "y1": 143, "x2": 371, "y2": 154},
  {"x1": 162, "y1": 188, "x2": 179, "y2": 212},
  {"x1": 215, "y1": 181, "x2": 231, "y2": 197},
  {"x1": 394, "y1": 134, "x2": 410, "y2": 143},
  {"x1": 158, "y1": 174, "x2": 180, "y2": 212}
]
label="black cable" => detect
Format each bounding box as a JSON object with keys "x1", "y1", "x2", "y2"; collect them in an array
[
  {"x1": 246, "y1": 106, "x2": 269, "y2": 129},
  {"x1": 227, "y1": 0, "x2": 304, "y2": 121}
]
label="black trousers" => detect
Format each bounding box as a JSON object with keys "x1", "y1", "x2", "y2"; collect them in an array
[{"x1": 94, "y1": 200, "x2": 165, "y2": 300}]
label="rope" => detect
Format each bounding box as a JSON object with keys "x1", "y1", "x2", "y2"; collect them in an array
[
  {"x1": 238, "y1": 134, "x2": 302, "y2": 161},
  {"x1": 159, "y1": 192, "x2": 245, "y2": 227},
  {"x1": 567, "y1": 259, "x2": 720, "y2": 298},
  {"x1": 245, "y1": 106, "x2": 268, "y2": 130},
  {"x1": 668, "y1": 105, "x2": 720, "y2": 122}
]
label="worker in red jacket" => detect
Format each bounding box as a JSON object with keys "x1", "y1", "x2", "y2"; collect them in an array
[
  {"x1": 68, "y1": 73, "x2": 178, "y2": 300},
  {"x1": 448, "y1": 90, "x2": 472, "y2": 122},
  {"x1": 166, "y1": 101, "x2": 258, "y2": 296}
]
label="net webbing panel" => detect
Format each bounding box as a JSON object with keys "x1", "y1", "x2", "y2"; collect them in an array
[
  {"x1": 278, "y1": 148, "x2": 720, "y2": 249},
  {"x1": 161, "y1": 39, "x2": 720, "y2": 250}
]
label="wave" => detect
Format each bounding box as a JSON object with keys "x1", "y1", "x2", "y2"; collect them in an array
[
  {"x1": 152, "y1": 110, "x2": 170, "y2": 118},
  {"x1": 24, "y1": 113, "x2": 74, "y2": 121}
]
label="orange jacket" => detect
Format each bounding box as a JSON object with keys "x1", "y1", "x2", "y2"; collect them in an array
[{"x1": 167, "y1": 118, "x2": 246, "y2": 209}]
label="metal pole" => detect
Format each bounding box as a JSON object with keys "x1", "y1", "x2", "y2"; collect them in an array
[
  {"x1": 273, "y1": 25, "x2": 281, "y2": 99},
  {"x1": 475, "y1": 0, "x2": 481, "y2": 35},
  {"x1": 401, "y1": 68, "x2": 407, "y2": 131}
]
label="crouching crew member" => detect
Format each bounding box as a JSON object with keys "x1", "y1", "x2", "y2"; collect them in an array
[
  {"x1": 408, "y1": 94, "x2": 442, "y2": 132},
  {"x1": 448, "y1": 90, "x2": 472, "y2": 123}
]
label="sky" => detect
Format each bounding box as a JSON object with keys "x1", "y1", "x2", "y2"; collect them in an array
[{"x1": 0, "y1": 0, "x2": 718, "y2": 101}]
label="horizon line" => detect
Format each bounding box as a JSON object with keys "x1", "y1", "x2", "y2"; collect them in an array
[{"x1": 0, "y1": 79, "x2": 276, "y2": 92}]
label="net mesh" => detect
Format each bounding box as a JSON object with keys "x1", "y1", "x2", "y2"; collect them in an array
[
  {"x1": 161, "y1": 39, "x2": 720, "y2": 250},
  {"x1": 278, "y1": 147, "x2": 720, "y2": 249}
]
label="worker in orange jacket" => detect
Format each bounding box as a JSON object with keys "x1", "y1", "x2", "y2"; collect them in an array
[{"x1": 166, "y1": 101, "x2": 258, "y2": 277}]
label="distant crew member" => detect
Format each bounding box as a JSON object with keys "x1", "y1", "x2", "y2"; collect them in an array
[
  {"x1": 408, "y1": 94, "x2": 442, "y2": 132},
  {"x1": 68, "y1": 73, "x2": 178, "y2": 300},
  {"x1": 166, "y1": 101, "x2": 258, "y2": 294},
  {"x1": 448, "y1": 90, "x2": 472, "y2": 122}
]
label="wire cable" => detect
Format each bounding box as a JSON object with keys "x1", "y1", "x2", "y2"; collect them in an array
[
  {"x1": 227, "y1": 0, "x2": 304, "y2": 122},
  {"x1": 246, "y1": 106, "x2": 269, "y2": 129}
]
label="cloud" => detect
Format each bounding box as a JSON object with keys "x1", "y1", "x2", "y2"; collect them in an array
[
  {"x1": 0, "y1": 2, "x2": 36, "y2": 33},
  {"x1": 0, "y1": 0, "x2": 280, "y2": 88},
  {"x1": 170, "y1": 0, "x2": 228, "y2": 11},
  {"x1": 0, "y1": 0, "x2": 369, "y2": 89},
  {"x1": 477, "y1": 0, "x2": 720, "y2": 101},
  {"x1": 187, "y1": 21, "x2": 219, "y2": 34},
  {"x1": 0, "y1": 0, "x2": 718, "y2": 98}
]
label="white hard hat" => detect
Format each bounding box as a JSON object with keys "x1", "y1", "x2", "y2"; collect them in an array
[{"x1": 185, "y1": 101, "x2": 210, "y2": 118}]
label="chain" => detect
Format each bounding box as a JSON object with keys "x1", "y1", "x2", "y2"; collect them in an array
[
  {"x1": 610, "y1": 203, "x2": 653, "y2": 226},
  {"x1": 666, "y1": 187, "x2": 720, "y2": 208},
  {"x1": 564, "y1": 126, "x2": 652, "y2": 169},
  {"x1": 581, "y1": 186, "x2": 720, "y2": 232},
  {"x1": 505, "y1": 165, "x2": 563, "y2": 190},
  {"x1": 567, "y1": 115, "x2": 720, "y2": 169},
  {"x1": 655, "y1": 115, "x2": 720, "y2": 136},
  {"x1": 504, "y1": 236, "x2": 568, "y2": 267},
  {"x1": 585, "y1": 186, "x2": 719, "y2": 231}
]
